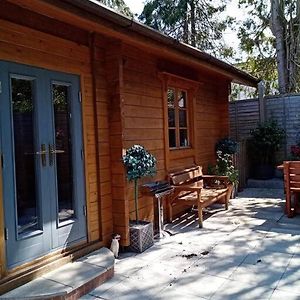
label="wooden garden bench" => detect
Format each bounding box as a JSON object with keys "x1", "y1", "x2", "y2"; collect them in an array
[
  {"x1": 283, "y1": 161, "x2": 300, "y2": 217},
  {"x1": 168, "y1": 165, "x2": 232, "y2": 228}
]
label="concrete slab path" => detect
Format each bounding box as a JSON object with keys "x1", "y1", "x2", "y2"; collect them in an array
[{"x1": 82, "y1": 188, "x2": 300, "y2": 300}]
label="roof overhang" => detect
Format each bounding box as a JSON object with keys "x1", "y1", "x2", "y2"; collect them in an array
[{"x1": 7, "y1": 0, "x2": 259, "y2": 87}]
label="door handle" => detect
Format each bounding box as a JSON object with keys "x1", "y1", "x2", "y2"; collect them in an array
[
  {"x1": 49, "y1": 144, "x2": 65, "y2": 166},
  {"x1": 40, "y1": 144, "x2": 47, "y2": 167},
  {"x1": 25, "y1": 144, "x2": 47, "y2": 167}
]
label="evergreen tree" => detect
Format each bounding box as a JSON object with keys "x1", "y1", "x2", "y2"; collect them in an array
[
  {"x1": 139, "y1": 0, "x2": 234, "y2": 58},
  {"x1": 99, "y1": 0, "x2": 133, "y2": 17}
]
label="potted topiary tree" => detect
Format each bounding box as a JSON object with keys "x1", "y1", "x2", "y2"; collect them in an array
[
  {"x1": 122, "y1": 144, "x2": 157, "y2": 253},
  {"x1": 248, "y1": 119, "x2": 285, "y2": 179}
]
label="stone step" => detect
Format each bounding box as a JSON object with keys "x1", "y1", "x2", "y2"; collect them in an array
[
  {"x1": 247, "y1": 178, "x2": 284, "y2": 189},
  {"x1": 0, "y1": 248, "x2": 114, "y2": 300}
]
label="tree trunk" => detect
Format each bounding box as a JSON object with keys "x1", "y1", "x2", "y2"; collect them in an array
[
  {"x1": 134, "y1": 179, "x2": 139, "y2": 224},
  {"x1": 190, "y1": 0, "x2": 196, "y2": 47},
  {"x1": 183, "y1": 0, "x2": 189, "y2": 43},
  {"x1": 270, "y1": 0, "x2": 288, "y2": 94},
  {"x1": 286, "y1": 2, "x2": 300, "y2": 92}
]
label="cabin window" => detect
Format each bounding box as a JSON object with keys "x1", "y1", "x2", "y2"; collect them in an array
[{"x1": 167, "y1": 87, "x2": 190, "y2": 149}]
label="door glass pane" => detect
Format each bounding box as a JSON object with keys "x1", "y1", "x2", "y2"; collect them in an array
[
  {"x1": 11, "y1": 77, "x2": 39, "y2": 235},
  {"x1": 52, "y1": 84, "x2": 74, "y2": 222}
]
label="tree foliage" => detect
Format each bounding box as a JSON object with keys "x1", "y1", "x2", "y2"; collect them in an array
[
  {"x1": 238, "y1": 0, "x2": 300, "y2": 94},
  {"x1": 98, "y1": 0, "x2": 133, "y2": 17},
  {"x1": 139, "y1": 0, "x2": 234, "y2": 58}
]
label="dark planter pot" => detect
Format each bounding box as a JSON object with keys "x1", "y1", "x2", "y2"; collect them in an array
[{"x1": 254, "y1": 165, "x2": 274, "y2": 180}]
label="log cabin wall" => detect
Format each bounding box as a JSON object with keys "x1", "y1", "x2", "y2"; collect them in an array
[
  {"x1": 102, "y1": 40, "x2": 130, "y2": 246},
  {"x1": 195, "y1": 80, "x2": 230, "y2": 170},
  {"x1": 120, "y1": 44, "x2": 230, "y2": 242},
  {"x1": 0, "y1": 0, "x2": 252, "y2": 278},
  {"x1": 0, "y1": 17, "x2": 114, "y2": 275},
  {"x1": 91, "y1": 37, "x2": 114, "y2": 245},
  {"x1": 122, "y1": 45, "x2": 165, "y2": 237}
]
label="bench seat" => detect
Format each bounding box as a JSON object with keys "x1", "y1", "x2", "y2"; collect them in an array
[{"x1": 168, "y1": 165, "x2": 232, "y2": 227}]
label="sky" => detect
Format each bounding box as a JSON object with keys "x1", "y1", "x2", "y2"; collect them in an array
[{"x1": 123, "y1": 0, "x2": 247, "y2": 57}]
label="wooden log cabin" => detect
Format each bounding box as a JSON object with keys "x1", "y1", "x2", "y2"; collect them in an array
[{"x1": 0, "y1": 0, "x2": 258, "y2": 287}]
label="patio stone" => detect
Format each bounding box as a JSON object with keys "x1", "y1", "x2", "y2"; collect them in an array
[
  {"x1": 170, "y1": 272, "x2": 227, "y2": 299},
  {"x1": 93, "y1": 262, "x2": 182, "y2": 299},
  {"x1": 270, "y1": 288, "x2": 300, "y2": 299},
  {"x1": 42, "y1": 261, "x2": 107, "y2": 289},
  {"x1": 192, "y1": 254, "x2": 243, "y2": 279},
  {"x1": 78, "y1": 247, "x2": 115, "y2": 270},
  {"x1": 114, "y1": 256, "x2": 148, "y2": 277},
  {"x1": 0, "y1": 277, "x2": 72, "y2": 298},
  {"x1": 242, "y1": 249, "x2": 293, "y2": 268},
  {"x1": 1, "y1": 248, "x2": 115, "y2": 300},
  {"x1": 92, "y1": 280, "x2": 154, "y2": 300},
  {"x1": 229, "y1": 263, "x2": 285, "y2": 288},
  {"x1": 157, "y1": 286, "x2": 207, "y2": 299},
  {"x1": 83, "y1": 187, "x2": 300, "y2": 299},
  {"x1": 80, "y1": 294, "x2": 99, "y2": 300},
  {"x1": 276, "y1": 265, "x2": 300, "y2": 293},
  {"x1": 211, "y1": 279, "x2": 274, "y2": 300},
  {"x1": 135, "y1": 245, "x2": 170, "y2": 262},
  {"x1": 255, "y1": 232, "x2": 300, "y2": 254},
  {"x1": 88, "y1": 274, "x2": 127, "y2": 296}
]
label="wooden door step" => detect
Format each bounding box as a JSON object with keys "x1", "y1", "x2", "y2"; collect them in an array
[
  {"x1": 0, "y1": 247, "x2": 114, "y2": 300},
  {"x1": 0, "y1": 241, "x2": 103, "y2": 295}
]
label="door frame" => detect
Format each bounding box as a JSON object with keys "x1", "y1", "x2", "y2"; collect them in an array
[
  {"x1": 0, "y1": 60, "x2": 88, "y2": 270},
  {"x1": 0, "y1": 129, "x2": 6, "y2": 277}
]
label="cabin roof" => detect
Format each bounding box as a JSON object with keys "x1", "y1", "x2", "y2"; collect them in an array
[{"x1": 59, "y1": 0, "x2": 259, "y2": 86}]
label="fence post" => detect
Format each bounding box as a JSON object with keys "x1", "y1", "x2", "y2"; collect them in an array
[{"x1": 258, "y1": 81, "x2": 265, "y2": 123}]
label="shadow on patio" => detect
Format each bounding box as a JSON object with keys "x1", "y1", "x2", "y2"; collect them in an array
[{"x1": 83, "y1": 187, "x2": 300, "y2": 300}]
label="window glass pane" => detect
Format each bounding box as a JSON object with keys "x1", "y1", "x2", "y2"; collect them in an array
[
  {"x1": 180, "y1": 129, "x2": 189, "y2": 147},
  {"x1": 11, "y1": 77, "x2": 39, "y2": 235},
  {"x1": 52, "y1": 84, "x2": 75, "y2": 222},
  {"x1": 168, "y1": 108, "x2": 175, "y2": 127},
  {"x1": 167, "y1": 88, "x2": 175, "y2": 108},
  {"x1": 179, "y1": 110, "x2": 187, "y2": 127},
  {"x1": 178, "y1": 91, "x2": 186, "y2": 108},
  {"x1": 169, "y1": 129, "x2": 176, "y2": 148}
]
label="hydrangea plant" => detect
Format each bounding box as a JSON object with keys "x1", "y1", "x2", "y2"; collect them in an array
[
  {"x1": 215, "y1": 151, "x2": 239, "y2": 184},
  {"x1": 123, "y1": 145, "x2": 157, "y2": 223}
]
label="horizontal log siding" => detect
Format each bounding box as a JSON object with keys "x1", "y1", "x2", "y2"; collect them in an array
[
  {"x1": 104, "y1": 41, "x2": 130, "y2": 246},
  {"x1": 195, "y1": 81, "x2": 230, "y2": 170},
  {"x1": 93, "y1": 42, "x2": 114, "y2": 245},
  {"x1": 0, "y1": 19, "x2": 112, "y2": 275},
  {"x1": 122, "y1": 46, "x2": 165, "y2": 233},
  {"x1": 121, "y1": 45, "x2": 230, "y2": 232}
]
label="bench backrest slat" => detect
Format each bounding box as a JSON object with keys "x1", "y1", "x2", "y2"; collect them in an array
[
  {"x1": 284, "y1": 161, "x2": 300, "y2": 190},
  {"x1": 169, "y1": 166, "x2": 203, "y2": 185}
]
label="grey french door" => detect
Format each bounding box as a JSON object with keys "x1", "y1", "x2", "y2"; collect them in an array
[{"x1": 0, "y1": 61, "x2": 87, "y2": 269}]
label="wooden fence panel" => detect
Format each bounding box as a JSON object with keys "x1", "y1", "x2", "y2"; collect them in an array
[
  {"x1": 229, "y1": 99, "x2": 259, "y2": 141},
  {"x1": 229, "y1": 94, "x2": 300, "y2": 187}
]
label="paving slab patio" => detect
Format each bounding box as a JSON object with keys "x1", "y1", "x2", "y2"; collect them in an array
[{"x1": 82, "y1": 187, "x2": 300, "y2": 300}]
